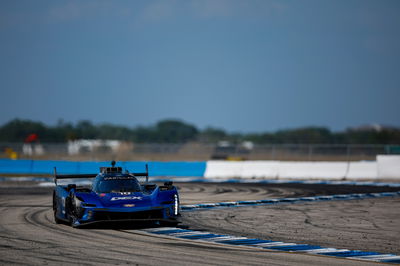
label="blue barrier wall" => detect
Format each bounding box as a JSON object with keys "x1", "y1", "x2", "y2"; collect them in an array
[{"x1": 0, "y1": 159, "x2": 206, "y2": 177}]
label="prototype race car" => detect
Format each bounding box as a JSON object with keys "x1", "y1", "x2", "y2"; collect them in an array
[{"x1": 52, "y1": 161, "x2": 180, "y2": 227}]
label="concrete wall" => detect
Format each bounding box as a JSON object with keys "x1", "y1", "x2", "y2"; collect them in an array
[
  {"x1": 0, "y1": 155, "x2": 398, "y2": 180},
  {"x1": 377, "y1": 155, "x2": 400, "y2": 179},
  {"x1": 205, "y1": 156, "x2": 398, "y2": 180}
]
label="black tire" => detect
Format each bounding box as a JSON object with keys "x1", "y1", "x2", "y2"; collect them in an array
[
  {"x1": 54, "y1": 210, "x2": 62, "y2": 224},
  {"x1": 66, "y1": 193, "x2": 80, "y2": 227},
  {"x1": 53, "y1": 194, "x2": 62, "y2": 224},
  {"x1": 70, "y1": 216, "x2": 78, "y2": 228},
  {"x1": 159, "y1": 221, "x2": 179, "y2": 227}
]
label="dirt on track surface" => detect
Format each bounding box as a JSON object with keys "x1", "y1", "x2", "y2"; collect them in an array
[
  {"x1": 176, "y1": 182, "x2": 400, "y2": 204},
  {"x1": 0, "y1": 181, "x2": 399, "y2": 265}
]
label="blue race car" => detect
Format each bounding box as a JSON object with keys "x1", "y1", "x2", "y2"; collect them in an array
[{"x1": 52, "y1": 161, "x2": 180, "y2": 227}]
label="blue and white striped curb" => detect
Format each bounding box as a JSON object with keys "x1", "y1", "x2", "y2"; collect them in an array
[
  {"x1": 141, "y1": 227, "x2": 400, "y2": 264},
  {"x1": 180, "y1": 191, "x2": 400, "y2": 211}
]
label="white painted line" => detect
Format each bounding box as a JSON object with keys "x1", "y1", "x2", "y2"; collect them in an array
[
  {"x1": 299, "y1": 197, "x2": 317, "y2": 201},
  {"x1": 203, "y1": 236, "x2": 248, "y2": 242},
  {"x1": 332, "y1": 195, "x2": 350, "y2": 198},
  {"x1": 251, "y1": 242, "x2": 284, "y2": 247},
  {"x1": 352, "y1": 254, "x2": 397, "y2": 260},
  {"x1": 310, "y1": 249, "x2": 350, "y2": 254},
  {"x1": 264, "y1": 199, "x2": 280, "y2": 202},
  {"x1": 280, "y1": 198, "x2": 298, "y2": 201},
  {"x1": 170, "y1": 231, "x2": 210, "y2": 237},
  {"x1": 259, "y1": 242, "x2": 298, "y2": 247},
  {"x1": 302, "y1": 248, "x2": 338, "y2": 253},
  {"x1": 373, "y1": 255, "x2": 400, "y2": 261},
  {"x1": 182, "y1": 205, "x2": 198, "y2": 208},
  {"x1": 318, "y1": 196, "x2": 334, "y2": 199},
  {"x1": 38, "y1": 182, "x2": 55, "y2": 187}
]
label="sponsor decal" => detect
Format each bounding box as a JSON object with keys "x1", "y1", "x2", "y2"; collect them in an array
[
  {"x1": 123, "y1": 204, "x2": 135, "y2": 207},
  {"x1": 110, "y1": 196, "x2": 142, "y2": 201},
  {"x1": 104, "y1": 176, "x2": 135, "y2": 180},
  {"x1": 99, "y1": 193, "x2": 106, "y2": 197}
]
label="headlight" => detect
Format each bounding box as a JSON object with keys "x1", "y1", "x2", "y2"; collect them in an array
[{"x1": 174, "y1": 194, "x2": 179, "y2": 215}]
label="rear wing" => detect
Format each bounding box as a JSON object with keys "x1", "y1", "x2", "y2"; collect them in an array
[
  {"x1": 53, "y1": 168, "x2": 97, "y2": 185},
  {"x1": 53, "y1": 163, "x2": 149, "y2": 185},
  {"x1": 132, "y1": 164, "x2": 149, "y2": 183}
]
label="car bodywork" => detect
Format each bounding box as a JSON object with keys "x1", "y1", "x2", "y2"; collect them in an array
[{"x1": 53, "y1": 164, "x2": 180, "y2": 227}]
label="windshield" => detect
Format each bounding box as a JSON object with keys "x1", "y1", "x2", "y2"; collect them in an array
[{"x1": 94, "y1": 177, "x2": 141, "y2": 193}]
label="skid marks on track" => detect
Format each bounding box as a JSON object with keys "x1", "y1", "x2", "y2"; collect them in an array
[{"x1": 181, "y1": 191, "x2": 400, "y2": 211}]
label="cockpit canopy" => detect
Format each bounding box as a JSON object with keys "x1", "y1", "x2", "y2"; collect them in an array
[{"x1": 93, "y1": 176, "x2": 141, "y2": 193}]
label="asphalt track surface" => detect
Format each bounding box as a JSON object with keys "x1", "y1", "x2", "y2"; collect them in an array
[{"x1": 0, "y1": 181, "x2": 399, "y2": 265}]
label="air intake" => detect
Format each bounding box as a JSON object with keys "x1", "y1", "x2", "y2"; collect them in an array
[{"x1": 100, "y1": 167, "x2": 122, "y2": 174}]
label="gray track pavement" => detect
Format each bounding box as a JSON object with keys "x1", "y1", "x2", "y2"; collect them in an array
[
  {"x1": 0, "y1": 181, "x2": 396, "y2": 265},
  {"x1": 182, "y1": 197, "x2": 400, "y2": 255}
]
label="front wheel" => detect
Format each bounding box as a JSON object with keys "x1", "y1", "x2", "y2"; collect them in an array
[
  {"x1": 54, "y1": 210, "x2": 62, "y2": 224},
  {"x1": 66, "y1": 194, "x2": 81, "y2": 227},
  {"x1": 53, "y1": 195, "x2": 62, "y2": 224},
  {"x1": 159, "y1": 220, "x2": 180, "y2": 227}
]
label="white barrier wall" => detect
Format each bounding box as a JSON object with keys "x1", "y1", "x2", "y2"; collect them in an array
[
  {"x1": 347, "y1": 161, "x2": 377, "y2": 180},
  {"x1": 377, "y1": 155, "x2": 400, "y2": 179},
  {"x1": 278, "y1": 161, "x2": 348, "y2": 180},
  {"x1": 205, "y1": 160, "x2": 380, "y2": 180}
]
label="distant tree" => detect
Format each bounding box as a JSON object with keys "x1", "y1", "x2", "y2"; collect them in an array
[
  {"x1": 48, "y1": 120, "x2": 75, "y2": 142},
  {"x1": 132, "y1": 126, "x2": 157, "y2": 143},
  {"x1": 274, "y1": 127, "x2": 332, "y2": 144},
  {"x1": 243, "y1": 133, "x2": 276, "y2": 144},
  {"x1": 0, "y1": 119, "x2": 47, "y2": 142},
  {"x1": 377, "y1": 129, "x2": 400, "y2": 144},
  {"x1": 97, "y1": 124, "x2": 132, "y2": 140},
  {"x1": 0, "y1": 118, "x2": 399, "y2": 144},
  {"x1": 342, "y1": 128, "x2": 400, "y2": 144},
  {"x1": 154, "y1": 120, "x2": 198, "y2": 143},
  {"x1": 75, "y1": 120, "x2": 97, "y2": 139},
  {"x1": 198, "y1": 127, "x2": 227, "y2": 143}
]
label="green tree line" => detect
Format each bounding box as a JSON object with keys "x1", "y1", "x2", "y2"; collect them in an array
[{"x1": 0, "y1": 118, "x2": 399, "y2": 144}]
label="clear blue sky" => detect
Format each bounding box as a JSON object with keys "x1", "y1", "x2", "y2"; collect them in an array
[{"x1": 1, "y1": 0, "x2": 399, "y2": 132}]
